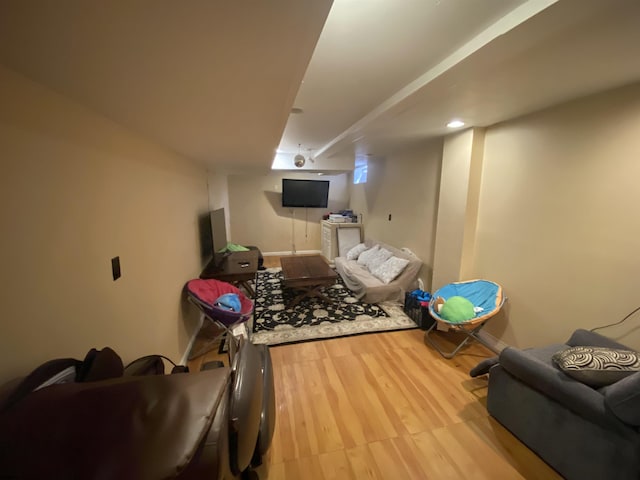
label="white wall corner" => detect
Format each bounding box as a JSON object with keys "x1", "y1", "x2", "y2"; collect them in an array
[
  {"x1": 477, "y1": 330, "x2": 510, "y2": 353},
  {"x1": 180, "y1": 314, "x2": 205, "y2": 365}
]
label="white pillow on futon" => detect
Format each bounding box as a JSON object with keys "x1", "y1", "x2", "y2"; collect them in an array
[
  {"x1": 365, "y1": 247, "x2": 393, "y2": 272},
  {"x1": 346, "y1": 243, "x2": 368, "y2": 261},
  {"x1": 356, "y1": 245, "x2": 379, "y2": 266},
  {"x1": 371, "y1": 256, "x2": 410, "y2": 284}
]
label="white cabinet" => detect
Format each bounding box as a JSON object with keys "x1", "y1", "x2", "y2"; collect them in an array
[{"x1": 321, "y1": 220, "x2": 363, "y2": 263}]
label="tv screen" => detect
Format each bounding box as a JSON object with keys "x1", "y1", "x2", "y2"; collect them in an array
[
  {"x1": 282, "y1": 179, "x2": 330, "y2": 208},
  {"x1": 197, "y1": 212, "x2": 214, "y2": 267},
  {"x1": 210, "y1": 207, "x2": 228, "y2": 255}
]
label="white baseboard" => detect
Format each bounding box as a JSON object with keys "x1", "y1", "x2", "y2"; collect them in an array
[
  {"x1": 180, "y1": 314, "x2": 205, "y2": 365},
  {"x1": 263, "y1": 250, "x2": 321, "y2": 256},
  {"x1": 477, "y1": 330, "x2": 510, "y2": 353}
]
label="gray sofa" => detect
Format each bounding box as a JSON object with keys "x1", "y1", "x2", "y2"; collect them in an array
[
  {"x1": 472, "y1": 329, "x2": 640, "y2": 480},
  {"x1": 334, "y1": 239, "x2": 421, "y2": 304}
]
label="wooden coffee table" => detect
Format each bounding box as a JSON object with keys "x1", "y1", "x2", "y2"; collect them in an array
[{"x1": 280, "y1": 255, "x2": 338, "y2": 307}]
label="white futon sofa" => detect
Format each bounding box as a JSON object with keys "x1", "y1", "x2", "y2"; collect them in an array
[{"x1": 334, "y1": 239, "x2": 421, "y2": 304}]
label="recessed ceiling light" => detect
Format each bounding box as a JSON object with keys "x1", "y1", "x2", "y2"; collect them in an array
[{"x1": 447, "y1": 119, "x2": 465, "y2": 128}]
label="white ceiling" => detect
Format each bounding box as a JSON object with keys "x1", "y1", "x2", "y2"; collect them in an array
[
  {"x1": 1, "y1": 0, "x2": 640, "y2": 173},
  {"x1": 0, "y1": 0, "x2": 332, "y2": 171}
]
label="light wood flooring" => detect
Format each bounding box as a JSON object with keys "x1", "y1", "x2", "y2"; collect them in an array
[{"x1": 189, "y1": 255, "x2": 560, "y2": 479}]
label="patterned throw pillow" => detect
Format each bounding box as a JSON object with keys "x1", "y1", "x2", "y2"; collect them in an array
[
  {"x1": 357, "y1": 245, "x2": 379, "y2": 266},
  {"x1": 346, "y1": 243, "x2": 368, "y2": 261},
  {"x1": 371, "y1": 256, "x2": 410, "y2": 284},
  {"x1": 552, "y1": 346, "x2": 640, "y2": 388},
  {"x1": 365, "y1": 247, "x2": 393, "y2": 272}
]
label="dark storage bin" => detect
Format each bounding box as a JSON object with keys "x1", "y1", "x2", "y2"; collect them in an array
[{"x1": 404, "y1": 292, "x2": 436, "y2": 330}]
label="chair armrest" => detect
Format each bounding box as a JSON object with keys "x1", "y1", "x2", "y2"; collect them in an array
[
  {"x1": 498, "y1": 347, "x2": 628, "y2": 432},
  {"x1": 567, "y1": 329, "x2": 630, "y2": 350}
]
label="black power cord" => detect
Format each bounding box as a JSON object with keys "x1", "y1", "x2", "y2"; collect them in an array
[
  {"x1": 591, "y1": 306, "x2": 640, "y2": 333},
  {"x1": 124, "y1": 354, "x2": 189, "y2": 374}
]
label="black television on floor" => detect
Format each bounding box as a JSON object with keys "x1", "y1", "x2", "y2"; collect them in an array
[
  {"x1": 281, "y1": 179, "x2": 329, "y2": 208},
  {"x1": 210, "y1": 208, "x2": 228, "y2": 254},
  {"x1": 197, "y1": 212, "x2": 214, "y2": 267},
  {"x1": 198, "y1": 208, "x2": 229, "y2": 269}
]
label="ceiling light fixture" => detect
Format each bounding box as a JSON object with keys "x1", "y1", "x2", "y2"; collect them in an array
[
  {"x1": 294, "y1": 143, "x2": 305, "y2": 168},
  {"x1": 447, "y1": 119, "x2": 465, "y2": 128}
]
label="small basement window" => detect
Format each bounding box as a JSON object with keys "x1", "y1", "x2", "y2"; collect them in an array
[{"x1": 354, "y1": 157, "x2": 368, "y2": 184}]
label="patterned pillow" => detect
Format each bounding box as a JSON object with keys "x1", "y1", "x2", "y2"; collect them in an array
[
  {"x1": 346, "y1": 243, "x2": 368, "y2": 261},
  {"x1": 371, "y1": 256, "x2": 410, "y2": 284},
  {"x1": 365, "y1": 247, "x2": 393, "y2": 272},
  {"x1": 356, "y1": 245, "x2": 379, "y2": 266},
  {"x1": 552, "y1": 346, "x2": 640, "y2": 388}
]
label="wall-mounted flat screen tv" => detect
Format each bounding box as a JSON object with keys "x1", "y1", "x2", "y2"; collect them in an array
[{"x1": 282, "y1": 179, "x2": 330, "y2": 208}]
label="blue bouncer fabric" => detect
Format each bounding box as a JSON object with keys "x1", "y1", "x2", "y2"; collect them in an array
[
  {"x1": 429, "y1": 279, "x2": 503, "y2": 324},
  {"x1": 425, "y1": 279, "x2": 506, "y2": 358}
]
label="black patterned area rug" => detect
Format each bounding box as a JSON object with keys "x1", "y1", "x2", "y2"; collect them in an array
[{"x1": 251, "y1": 267, "x2": 416, "y2": 346}]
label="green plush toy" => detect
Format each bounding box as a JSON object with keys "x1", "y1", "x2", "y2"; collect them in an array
[{"x1": 440, "y1": 296, "x2": 475, "y2": 323}]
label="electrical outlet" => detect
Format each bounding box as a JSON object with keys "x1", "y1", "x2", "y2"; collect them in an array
[{"x1": 111, "y1": 256, "x2": 121, "y2": 281}]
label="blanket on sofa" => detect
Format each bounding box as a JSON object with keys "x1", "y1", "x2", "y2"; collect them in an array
[{"x1": 334, "y1": 239, "x2": 421, "y2": 303}]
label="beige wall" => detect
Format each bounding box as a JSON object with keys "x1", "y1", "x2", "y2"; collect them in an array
[
  {"x1": 349, "y1": 141, "x2": 443, "y2": 291},
  {"x1": 227, "y1": 172, "x2": 350, "y2": 253},
  {"x1": 475, "y1": 82, "x2": 640, "y2": 349},
  {"x1": 207, "y1": 171, "x2": 230, "y2": 236},
  {"x1": 0, "y1": 66, "x2": 209, "y2": 381},
  {"x1": 432, "y1": 129, "x2": 486, "y2": 290},
  {"x1": 207, "y1": 172, "x2": 229, "y2": 211}
]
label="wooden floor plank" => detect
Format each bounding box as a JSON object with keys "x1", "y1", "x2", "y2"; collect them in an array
[
  {"x1": 294, "y1": 359, "x2": 345, "y2": 454},
  {"x1": 343, "y1": 444, "x2": 386, "y2": 480},
  {"x1": 276, "y1": 454, "x2": 327, "y2": 480},
  {"x1": 411, "y1": 428, "x2": 469, "y2": 479},
  {"x1": 318, "y1": 357, "x2": 368, "y2": 449},
  {"x1": 367, "y1": 437, "x2": 425, "y2": 479},
  {"x1": 330, "y1": 353, "x2": 400, "y2": 442},
  {"x1": 467, "y1": 415, "x2": 562, "y2": 480},
  {"x1": 318, "y1": 450, "x2": 358, "y2": 480},
  {"x1": 359, "y1": 351, "x2": 427, "y2": 435}
]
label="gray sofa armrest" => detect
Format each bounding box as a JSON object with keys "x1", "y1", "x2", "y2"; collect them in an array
[
  {"x1": 499, "y1": 347, "x2": 630, "y2": 434},
  {"x1": 567, "y1": 329, "x2": 630, "y2": 350},
  {"x1": 602, "y1": 372, "x2": 640, "y2": 426}
]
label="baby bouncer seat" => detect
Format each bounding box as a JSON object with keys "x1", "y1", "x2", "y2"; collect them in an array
[
  {"x1": 425, "y1": 279, "x2": 506, "y2": 358},
  {"x1": 186, "y1": 278, "x2": 254, "y2": 359}
]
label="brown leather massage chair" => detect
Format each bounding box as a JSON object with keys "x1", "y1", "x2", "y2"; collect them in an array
[{"x1": 0, "y1": 339, "x2": 275, "y2": 479}]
